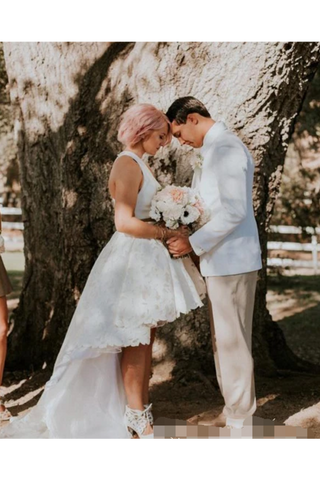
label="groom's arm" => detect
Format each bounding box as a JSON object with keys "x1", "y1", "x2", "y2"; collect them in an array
[{"x1": 189, "y1": 142, "x2": 249, "y2": 256}]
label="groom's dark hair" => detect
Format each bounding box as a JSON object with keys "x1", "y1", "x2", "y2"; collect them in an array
[{"x1": 166, "y1": 96, "x2": 211, "y2": 124}]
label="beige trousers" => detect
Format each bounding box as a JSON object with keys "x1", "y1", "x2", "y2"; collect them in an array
[{"x1": 206, "y1": 271, "x2": 258, "y2": 422}]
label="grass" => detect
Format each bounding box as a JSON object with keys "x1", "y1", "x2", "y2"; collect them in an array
[
  {"x1": 1, "y1": 252, "x2": 25, "y2": 315},
  {"x1": 1, "y1": 252, "x2": 25, "y2": 272},
  {"x1": 6, "y1": 271, "x2": 24, "y2": 302},
  {"x1": 268, "y1": 273, "x2": 320, "y2": 293},
  {"x1": 267, "y1": 273, "x2": 320, "y2": 365}
]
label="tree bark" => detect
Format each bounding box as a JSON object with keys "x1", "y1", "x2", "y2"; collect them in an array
[{"x1": 3, "y1": 42, "x2": 320, "y2": 375}]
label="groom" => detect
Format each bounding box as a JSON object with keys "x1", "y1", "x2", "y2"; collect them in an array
[{"x1": 166, "y1": 97, "x2": 262, "y2": 428}]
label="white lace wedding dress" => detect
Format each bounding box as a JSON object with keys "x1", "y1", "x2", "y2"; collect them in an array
[{"x1": 0, "y1": 151, "x2": 206, "y2": 439}]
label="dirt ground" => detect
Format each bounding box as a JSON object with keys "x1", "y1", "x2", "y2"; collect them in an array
[
  {"x1": 1, "y1": 269, "x2": 320, "y2": 438},
  {"x1": 1, "y1": 356, "x2": 320, "y2": 438}
]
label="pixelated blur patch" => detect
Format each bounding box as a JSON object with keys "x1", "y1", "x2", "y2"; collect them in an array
[{"x1": 153, "y1": 416, "x2": 313, "y2": 438}]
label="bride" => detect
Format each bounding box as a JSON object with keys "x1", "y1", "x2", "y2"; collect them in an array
[{"x1": 0, "y1": 104, "x2": 206, "y2": 439}]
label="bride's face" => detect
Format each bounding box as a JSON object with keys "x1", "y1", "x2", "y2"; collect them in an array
[{"x1": 142, "y1": 124, "x2": 171, "y2": 155}]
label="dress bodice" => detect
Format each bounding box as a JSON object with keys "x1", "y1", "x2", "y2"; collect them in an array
[{"x1": 114, "y1": 151, "x2": 160, "y2": 219}]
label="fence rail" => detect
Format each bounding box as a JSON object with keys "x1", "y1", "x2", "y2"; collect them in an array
[
  {"x1": 1, "y1": 207, "x2": 22, "y2": 215},
  {"x1": 267, "y1": 225, "x2": 319, "y2": 273},
  {"x1": 1, "y1": 209, "x2": 319, "y2": 273},
  {"x1": 269, "y1": 225, "x2": 320, "y2": 235},
  {"x1": 1, "y1": 207, "x2": 23, "y2": 231}
]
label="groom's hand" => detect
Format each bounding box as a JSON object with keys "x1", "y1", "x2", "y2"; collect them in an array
[{"x1": 167, "y1": 236, "x2": 193, "y2": 257}]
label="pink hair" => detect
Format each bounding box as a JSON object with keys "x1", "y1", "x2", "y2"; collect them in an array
[{"x1": 117, "y1": 104, "x2": 171, "y2": 146}]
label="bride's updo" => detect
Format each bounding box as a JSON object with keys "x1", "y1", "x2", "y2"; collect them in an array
[{"x1": 117, "y1": 104, "x2": 171, "y2": 146}]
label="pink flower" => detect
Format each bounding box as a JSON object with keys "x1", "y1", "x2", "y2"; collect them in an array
[{"x1": 170, "y1": 188, "x2": 185, "y2": 203}]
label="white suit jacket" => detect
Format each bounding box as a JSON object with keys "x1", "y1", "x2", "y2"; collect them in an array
[{"x1": 189, "y1": 121, "x2": 262, "y2": 277}]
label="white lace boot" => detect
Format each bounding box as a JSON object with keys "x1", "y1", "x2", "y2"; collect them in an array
[
  {"x1": 144, "y1": 403, "x2": 153, "y2": 426},
  {"x1": 124, "y1": 404, "x2": 154, "y2": 439}
]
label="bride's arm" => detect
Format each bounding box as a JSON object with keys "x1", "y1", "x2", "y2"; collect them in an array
[{"x1": 111, "y1": 157, "x2": 178, "y2": 240}]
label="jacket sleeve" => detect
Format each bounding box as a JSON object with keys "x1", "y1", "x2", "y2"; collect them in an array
[{"x1": 189, "y1": 142, "x2": 249, "y2": 256}]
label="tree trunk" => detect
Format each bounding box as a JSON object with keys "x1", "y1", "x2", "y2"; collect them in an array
[{"x1": 3, "y1": 42, "x2": 320, "y2": 375}]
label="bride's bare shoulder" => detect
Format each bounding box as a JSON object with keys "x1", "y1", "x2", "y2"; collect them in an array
[
  {"x1": 111, "y1": 155, "x2": 142, "y2": 181},
  {"x1": 112, "y1": 155, "x2": 141, "y2": 174},
  {"x1": 109, "y1": 155, "x2": 142, "y2": 191}
]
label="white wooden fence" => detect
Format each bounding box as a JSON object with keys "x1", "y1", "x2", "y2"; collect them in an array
[
  {"x1": 1, "y1": 208, "x2": 319, "y2": 273},
  {"x1": 1, "y1": 207, "x2": 24, "y2": 230},
  {"x1": 267, "y1": 225, "x2": 320, "y2": 273}
]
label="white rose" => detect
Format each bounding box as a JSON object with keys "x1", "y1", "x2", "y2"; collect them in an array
[
  {"x1": 165, "y1": 218, "x2": 179, "y2": 229},
  {"x1": 166, "y1": 203, "x2": 184, "y2": 220},
  {"x1": 150, "y1": 204, "x2": 161, "y2": 222}
]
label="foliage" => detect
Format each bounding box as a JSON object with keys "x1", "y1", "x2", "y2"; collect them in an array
[{"x1": 272, "y1": 65, "x2": 320, "y2": 229}]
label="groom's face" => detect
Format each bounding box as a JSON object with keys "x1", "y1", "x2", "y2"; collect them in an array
[{"x1": 171, "y1": 115, "x2": 203, "y2": 148}]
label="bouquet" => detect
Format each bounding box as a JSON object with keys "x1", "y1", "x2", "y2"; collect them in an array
[{"x1": 149, "y1": 185, "x2": 210, "y2": 232}]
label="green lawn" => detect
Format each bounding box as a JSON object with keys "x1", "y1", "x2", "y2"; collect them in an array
[
  {"x1": 2, "y1": 252, "x2": 25, "y2": 272},
  {"x1": 2, "y1": 252, "x2": 25, "y2": 317},
  {"x1": 267, "y1": 274, "x2": 320, "y2": 365}
]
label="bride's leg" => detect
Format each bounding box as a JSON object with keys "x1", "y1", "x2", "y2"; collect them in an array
[
  {"x1": 121, "y1": 343, "x2": 150, "y2": 411},
  {"x1": 121, "y1": 337, "x2": 155, "y2": 436},
  {"x1": 142, "y1": 327, "x2": 156, "y2": 405},
  {"x1": 0, "y1": 296, "x2": 9, "y2": 413}
]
